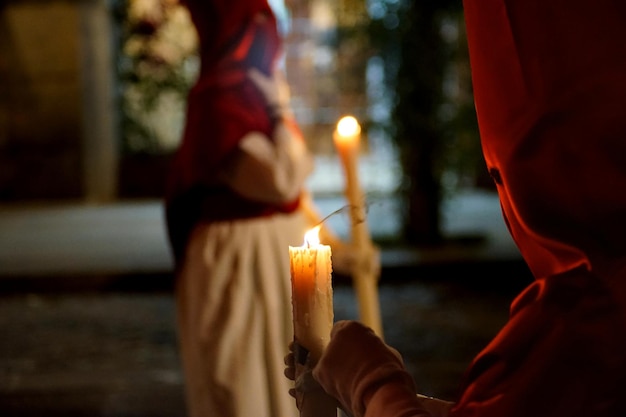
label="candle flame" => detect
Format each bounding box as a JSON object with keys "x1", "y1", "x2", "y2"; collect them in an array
[
  {"x1": 304, "y1": 225, "x2": 321, "y2": 247},
  {"x1": 337, "y1": 116, "x2": 361, "y2": 137}
]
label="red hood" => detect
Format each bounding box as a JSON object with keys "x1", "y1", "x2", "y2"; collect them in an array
[
  {"x1": 464, "y1": 0, "x2": 626, "y2": 280},
  {"x1": 182, "y1": 0, "x2": 281, "y2": 80}
]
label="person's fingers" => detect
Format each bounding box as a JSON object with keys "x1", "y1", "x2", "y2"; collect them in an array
[
  {"x1": 313, "y1": 320, "x2": 416, "y2": 417},
  {"x1": 284, "y1": 363, "x2": 296, "y2": 381},
  {"x1": 295, "y1": 369, "x2": 321, "y2": 392},
  {"x1": 285, "y1": 344, "x2": 296, "y2": 380}
]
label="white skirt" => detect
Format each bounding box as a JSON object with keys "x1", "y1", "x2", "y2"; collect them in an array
[{"x1": 175, "y1": 210, "x2": 306, "y2": 417}]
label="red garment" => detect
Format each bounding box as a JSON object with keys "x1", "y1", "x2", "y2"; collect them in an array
[
  {"x1": 291, "y1": 2, "x2": 626, "y2": 416},
  {"x1": 452, "y1": 0, "x2": 626, "y2": 415},
  {"x1": 165, "y1": 0, "x2": 299, "y2": 261}
]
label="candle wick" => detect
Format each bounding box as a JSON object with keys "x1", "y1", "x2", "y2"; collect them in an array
[
  {"x1": 315, "y1": 205, "x2": 350, "y2": 228},
  {"x1": 315, "y1": 197, "x2": 378, "y2": 229}
]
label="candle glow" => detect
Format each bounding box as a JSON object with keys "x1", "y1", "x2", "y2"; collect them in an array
[
  {"x1": 337, "y1": 115, "x2": 361, "y2": 137},
  {"x1": 334, "y1": 116, "x2": 361, "y2": 150},
  {"x1": 304, "y1": 225, "x2": 321, "y2": 247},
  {"x1": 332, "y1": 115, "x2": 384, "y2": 338}
]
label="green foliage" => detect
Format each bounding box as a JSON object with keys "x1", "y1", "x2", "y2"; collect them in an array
[
  {"x1": 112, "y1": 0, "x2": 198, "y2": 155},
  {"x1": 364, "y1": 0, "x2": 481, "y2": 190}
]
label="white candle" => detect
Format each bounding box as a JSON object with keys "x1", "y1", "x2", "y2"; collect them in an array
[
  {"x1": 334, "y1": 116, "x2": 362, "y2": 212},
  {"x1": 289, "y1": 226, "x2": 337, "y2": 417},
  {"x1": 333, "y1": 116, "x2": 384, "y2": 338},
  {"x1": 333, "y1": 116, "x2": 368, "y2": 246},
  {"x1": 289, "y1": 225, "x2": 333, "y2": 361}
]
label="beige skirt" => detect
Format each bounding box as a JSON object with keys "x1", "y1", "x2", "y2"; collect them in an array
[{"x1": 175, "y1": 210, "x2": 306, "y2": 417}]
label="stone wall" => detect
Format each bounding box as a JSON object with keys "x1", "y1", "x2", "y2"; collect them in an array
[
  {"x1": 0, "y1": 1, "x2": 82, "y2": 200},
  {"x1": 0, "y1": 0, "x2": 117, "y2": 202}
]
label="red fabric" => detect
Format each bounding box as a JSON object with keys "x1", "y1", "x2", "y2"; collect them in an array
[
  {"x1": 450, "y1": 0, "x2": 626, "y2": 415},
  {"x1": 463, "y1": 0, "x2": 626, "y2": 279},
  {"x1": 174, "y1": 0, "x2": 281, "y2": 176},
  {"x1": 165, "y1": 0, "x2": 299, "y2": 261},
  {"x1": 182, "y1": 0, "x2": 277, "y2": 75}
]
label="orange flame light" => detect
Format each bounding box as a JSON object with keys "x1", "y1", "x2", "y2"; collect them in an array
[
  {"x1": 304, "y1": 225, "x2": 321, "y2": 247},
  {"x1": 337, "y1": 116, "x2": 361, "y2": 138}
]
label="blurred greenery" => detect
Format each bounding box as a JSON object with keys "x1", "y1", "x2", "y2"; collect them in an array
[
  {"x1": 113, "y1": 0, "x2": 198, "y2": 155},
  {"x1": 111, "y1": 0, "x2": 485, "y2": 238},
  {"x1": 336, "y1": 0, "x2": 482, "y2": 244}
]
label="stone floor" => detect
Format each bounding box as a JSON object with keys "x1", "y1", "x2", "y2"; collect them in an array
[{"x1": 0, "y1": 274, "x2": 528, "y2": 417}]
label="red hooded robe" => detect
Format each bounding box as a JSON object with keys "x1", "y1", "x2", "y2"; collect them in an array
[
  {"x1": 452, "y1": 0, "x2": 626, "y2": 415},
  {"x1": 165, "y1": 0, "x2": 299, "y2": 262}
]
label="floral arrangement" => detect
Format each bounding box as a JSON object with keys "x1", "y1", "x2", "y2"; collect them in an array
[{"x1": 118, "y1": 0, "x2": 199, "y2": 154}]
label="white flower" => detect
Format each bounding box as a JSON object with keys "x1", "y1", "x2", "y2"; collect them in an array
[{"x1": 128, "y1": 0, "x2": 163, "y2": 24}]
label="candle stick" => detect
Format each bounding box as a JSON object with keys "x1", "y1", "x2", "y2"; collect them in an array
[
  {"x1": 289, "y1": 226, "x2": 337, "y2": 417},
  {"x1": 333, "y1": 116, "x2": 384, "y2": 338},
  {"x1": 290, "y1": 226, "x2": 333, "y2": 360}
]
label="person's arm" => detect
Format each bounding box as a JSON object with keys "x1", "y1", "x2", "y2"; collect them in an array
[
  {"x1": 217, "y1": 67, "x2": 314, "y2": 204},
  {"x1": 311, "y1": 321, "x2": 453, "y2": 417},
  {"x1": 219, "y1": 123, "x2": 313, "y2": 204}
]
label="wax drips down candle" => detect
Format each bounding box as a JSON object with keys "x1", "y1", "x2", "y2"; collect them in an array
[
  {"x1": 289, "y1": 226, "x2": 337, "y2": 417},
  {"x1": 289, "y1": 225, "x2": 333, "y2": 361}
]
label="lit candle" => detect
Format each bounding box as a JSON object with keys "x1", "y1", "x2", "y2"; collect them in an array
[
  {"x1": 333, "y1": 116, "x2": 384, "y2": 337},
  {"x1": 333, "y1": 116, "x2": 367, "y2": 248},
  {"x1": 289, "y1": 226, "x2": 337, "y2": 417},
  {"x1": 289, "y1": 225, "x2": 333, "y2": 361}
]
